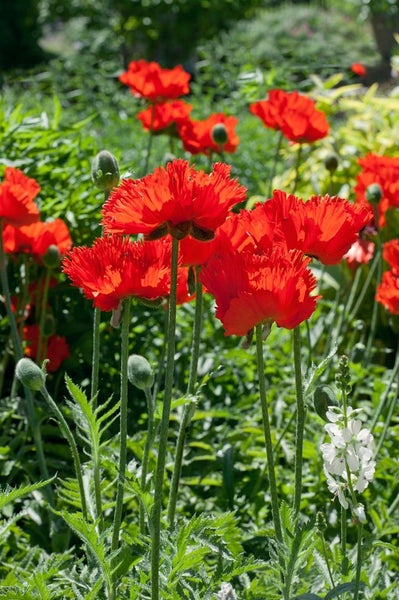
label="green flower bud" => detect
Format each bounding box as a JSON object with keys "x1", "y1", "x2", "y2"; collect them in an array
[
  {"x1": 366, "y1": 183, "x2": 383, "y2": 204},
  {"x1": 92, "y1": 150, "x2": 120, "y2": 192},
  {"x1": 127, "y1": 354, "x2": 154, "y2": 391},
  {"x1": 42, "y1": 244, "x2": 60, "y2": 269},
  {"x1": 211, "y1": 123, "x2": 228, "y2": 146},
  {"x1": 15, "y1": 357, "x2": 46, "y2": 391},
  {"x1": 313, "y1": 384, "x2": 338, "y2": 421},
  {"x1": 324, "y1": 152, "x2": 339, "y2": 173}
]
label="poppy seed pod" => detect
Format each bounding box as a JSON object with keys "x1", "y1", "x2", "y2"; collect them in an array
[
  {"x1": 366, "y1": 183, "x2": 383, "y2": 205},
  {"x1": 127, "y1": 354, "x2": 154, "y2": 391},
  {"x1": 211, "y1": 123, "x2": 228, "y2": 146},
  {"x1": 92, "y1": 150, "x2": 120, "y2": 192},
  {"x1": 15, "y1": 357, "x2": 46, "y2": 391}
]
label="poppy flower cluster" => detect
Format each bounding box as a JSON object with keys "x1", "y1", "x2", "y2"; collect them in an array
[
  {"x1": 376, "y1": 239, "x2": 399, "y2": 315},
  {"x1": 249, "y1": 89, "x2": 330, "y2": 144},
  {"x1": 0, "y1": 167, "x2": 71, "y2": 372},
  {"x1": 355, "y1": 153, "x2": 399, "y2": 228}
]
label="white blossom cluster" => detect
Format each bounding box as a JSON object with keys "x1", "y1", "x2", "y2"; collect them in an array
[{"x1": 321, "y1": 406, "x2": 376, "y2": 519}]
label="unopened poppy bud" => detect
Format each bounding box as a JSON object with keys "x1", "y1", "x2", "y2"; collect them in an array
[
  {"x1": 43, "y1": 244, "x2": 60, "y2": 269},
  {"x1": 211, "y1": 123, "x2": 228, "y2": 146},
  {"x1": 15, "y1": 357, "x2": 46, "y2": 391},
  {"x1": 313, "y1": 384, "x2": 337, "y2": 421},
  {"x1": 127, "y1": 354, "x2": 154, "y2": 391},
  {"x1": 324, "y1": 153, "x2": 339, "y2": 173},
  {"x1": 92, "y1": 150, "x2": 120, "y2": 192},
  {"x1": 366, "y1": 183, "x2": 383, "y2": 204}
]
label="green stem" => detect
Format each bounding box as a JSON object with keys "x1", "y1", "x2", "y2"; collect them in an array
[
  {"x1": 186, "y1": 271, "x2": 203, "y2": 396},
  {"x1": 340, "y1": 505, "x2": 349, "y2": 576},
  {"x1": 363, "y1": 250, "x2": 382, "y2": 364},
  {"x1": 111, "y1": 298, "x2": 131, "y2": 551},
  {"x1": 353, "y1": 523, "x2": 363, "y2": 600},
  {"x1": 319, "y1": 530, "x2": 336, "y2": 590},
  {"x1": 39, "y1": 385, "x2": 87, "y2": 519},
  {"x1": 151, "y1": 236, "x2": 179, "y2": 600},
  {"x1": 349, "y1": 249, "x2": 380, "y2": 321},
  {"x1": 293, "y1": 326, "x2": 305, "y2": 520},
  {"x1": 91, "y1": 307, "x2": 101, "y2": 409},
  {"x1": 142, "y1": 103, "x2": 156, "y2": 176},
  {"x1": 268, "y1": 131, "x2": 283, "y2": 197},
  {"x1": 139, "y1": 385, "x2": 156, "y2": 534},
  {"x1": 37, "y1": 269, "x2": 51, "y2": 365},
  {"x1": 255, "y1": 323, "x2": 283, "y2": 545},
  {"x1": 371, "y1": 344, "x2": 399, "y2": 435},
  {"x1": 0, "y1": 220, "x2": 52, "y2": 502},
  {"x1": 292, "y1": 143, "x2": 302, "y2": 195}
]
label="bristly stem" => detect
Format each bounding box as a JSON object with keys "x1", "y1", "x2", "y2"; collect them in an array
[
  {"x1": 293, "y1": 325, "x2": 305, "y2": 520},
  {"x1": 255, "y1": 323, "x2": 283, "y2": 545},
  {"x1": 0, "y1": 219, "x2": 53, "y2": 504},
  {"x1": 139, "y1": 384, "x2": 156, "y2": 534},
  {"x1": 151, "y1": 236, "x2": 179, "y2": 600},
  {"x1": 37, "y1": 269, "x2": 51, "y2": 365},
  {"x1": 111, "y1": 298, "x2": 131, "y2": 551},
  {"x1": 39, "y1": 384, "x2": 88, "y2": 520},
  {"x1": 143, "y1": 103, "x2": 156, "y2": 176},
  {"x1": 292, "y1": 143, "x2": 302, "y2": 194},
  {"x1": 353, "y1": 523, "x2": 363, "y2": 600},
  {"x1": 91, "y1": 306, "x2": 101, "y2": 409},
  {"x1": 268, "y1": 131, "x2": 283, "y2": 197}
]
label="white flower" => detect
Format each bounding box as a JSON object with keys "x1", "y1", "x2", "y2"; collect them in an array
[
  {"x1": 217, "y1": 582, "x2": 237, "y2": 600},
  {"x1": 324, "y1": 467, "x2": 349, "y2": 509}
]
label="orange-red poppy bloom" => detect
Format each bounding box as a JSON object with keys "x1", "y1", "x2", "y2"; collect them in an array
[
  {"x1": 249, "y1": 89, "x2": 330, "y2": 143},
  {"x1": 23, "y1": 324, "x2": 70, "y2": 372},
  {"x1": 343, "y1": 238, "x2": 375, "y2": 270},
  {"x1": 383, "y1": 239, "x2": 399, "y2": 272},
  {"x1": 137, "y1": 99, "x2": 193, "y2": 132},
  {"x1": 62, "y1": 235, "x2": 172, "y2": 311},
  {"x1": 351, "y1": 62, "x2": 367, "y2": 77},
  {"x1": 119, "y1": 59, "x2": 191, "y2": 102},
  {"x1": 0, "y1": 167, "x2": 40, "y2": 227},
  {"x1": 200, "y1": 246, "x2": 318, "y2": 336},
  {"x1": 178, "y1": 113, "x2": 239, "y2": 155},
  {"x1": 102, "y1": 159, "x2": 247, "y2": 241},
  {"x1": 3, "y1": 219, "x2": 72, "y2": 262},
  {"x1": 355, "y1": 153, "x2": 399, "y2": 227},
  {"x1": 376, "y1": 270, "x2": 399, "y2": 315},
  {"x1": 248, "y1": 191, "x2": 372, "y2": 265}
]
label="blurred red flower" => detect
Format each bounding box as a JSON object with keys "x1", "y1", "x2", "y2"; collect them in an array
[
  {"x1": 119, "y1": 59, "x2": 190, "y2": 102},
  {"x1": 351, "y1": 62, "x2": 367, "y2": 77},
  {"x1": 0, "y1": 167, "x2": 40, "y2": 226},
  {"x1": 178, "y1": 113, "x2": 239, "y2": 155},
  {"x1": 200, "y1": 246, "x2": 318, "y2": 336},
  {"x1": 62, "y1": 235, "x2": 172, "y2": 311},
  {"x1": 248, "y1": 191, "x2": 372, "y2": 265},
  {"x1": 3, "y1": 219, "x2": 72, "y2": 262},
  {"x1": 343, "y1": 238, "x2": 375, "y2": 270},
  {"x1": 23, "y1": 324, "x2": 70, "y2": 372},
  {"x1": 376, "y1": 270, "x2": 399, "y2": 315},
  {"x1": 137, "y1": 99, "x2": 193, "y2": 132},
  {"x1": 102, "y1": 159, "x2": 246, "y2": 241},
  {"x1": 249, "y1": 89, "x2": 329, "y2": 143},
  {"x1": 383, "y1": 239, "x2": 399, "y2": 272},
  {"x1": 355, "y1": 153, "x2": 399, "y2": 227}
]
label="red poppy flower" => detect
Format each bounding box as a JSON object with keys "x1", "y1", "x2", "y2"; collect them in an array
[
  {"x1": 355, "y1": 153, "x2": 399, "y2": 227},
  {"x1": 23, "y1": 324, "x2": 70, "y2": 372},
  {"x1": 383, "y1": 239, "x2": 399, "y2": 272},
  {"x1": 0, "y1": 167, "x2": 40, "y2": 226},
  {"x1": 62, "y1": 235, "x2": 172, "y2": 311},
  {"x1": 102, "y1": 159, "x2": 247, "y2": 241},
  {"x1": 3, "y1": 219, "x2": 72, "y2": 262},
  {"x1": 351, "y1": 63, "x2": 367, "y2": 77},
  {"x1": 200, "y1": 246, "x2": 318, "y2": 336},
  {"x1": 248, "y1": 191, "x2": 372, "y2": 265},
  {"x1": 179, "y1": 210, "x2": 254, "y2": 267},
  {"x1": 343, "y1": 238, "x2": 375, "y2": 270},
  {"x1": 119, "y1": 59, "x2": 190, "y2": 102},
  {"x1": 178, "y1": 113, "x2": 239, "y2": 155},
  {"x1": 137, "y1": 99, "x2": 192, "y2": 132},
  {"x1": 249, "y1": 89, "x2": 329, "y2": 143},
  {"x1": 376, "y1": 270, "x2": 399, "y2": 315}
]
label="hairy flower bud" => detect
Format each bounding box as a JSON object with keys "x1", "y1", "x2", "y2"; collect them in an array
[
  {"x1": 324, "y1": 152, "x2": 339, "y2": 174},
  {"x1": 15, "y1": 357, "x2": 46, "y2": 391},
  {"x1": 127, "y1": 354, "x2": 154, "y2": 391},
  {"x1": 366, "y1": 183, "x2": 383, "y2": 205},
  {"x1": 43, "y1": 244, "x2": 61, "y2": 269},
  {"x1": 211, "y1": 123, "x2": 228, "y2": 146},
  {"x1": 92, "y1": 150, "x2": 120, "y2": 192}
]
